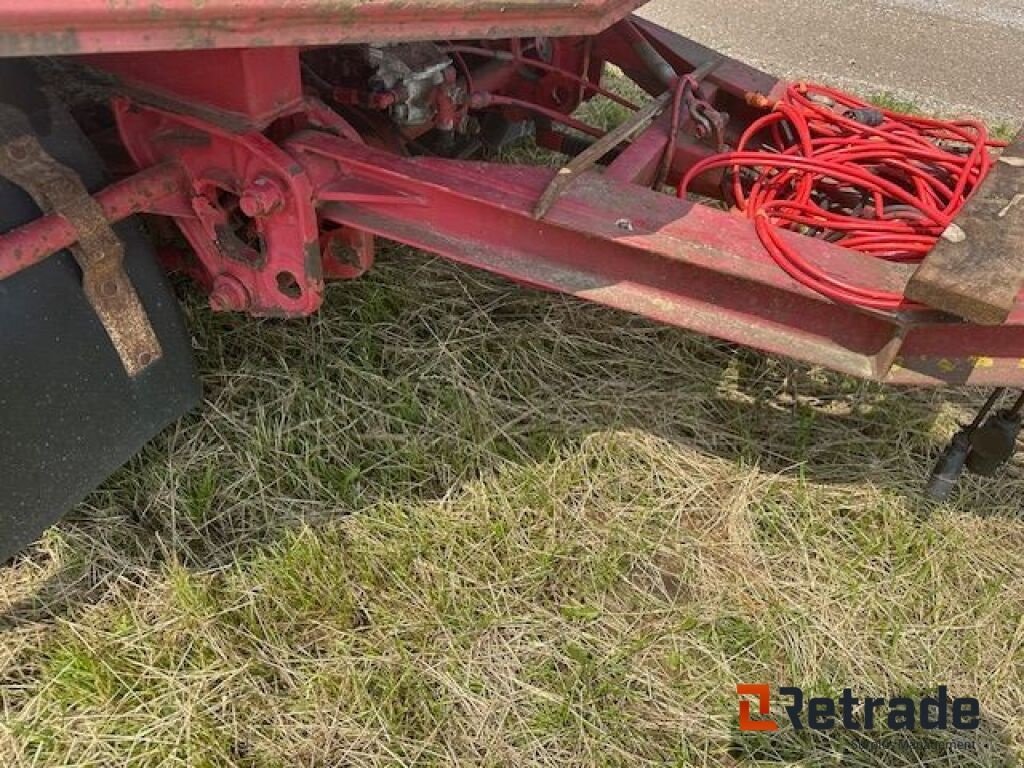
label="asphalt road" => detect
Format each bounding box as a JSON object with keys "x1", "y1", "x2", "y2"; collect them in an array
[{"x1": 639, "y1": 0, "x2": 1024, "y2": 126}]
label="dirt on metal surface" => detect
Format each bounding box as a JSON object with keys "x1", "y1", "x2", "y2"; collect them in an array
[
  {"x1": 907, "y1": 130, "x2": 1024, "y2": 324},
  {"x1": 0, "y1": 0, "x2": 648, "y2": 57}
]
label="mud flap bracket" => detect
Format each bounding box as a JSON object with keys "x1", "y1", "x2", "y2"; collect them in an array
[{"x1": 0, "y1": 111, "x2": 162, "y2": 376}]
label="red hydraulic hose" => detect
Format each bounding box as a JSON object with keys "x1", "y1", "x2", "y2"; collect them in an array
[{"x1": 679, "y1": 83, "x2": 1004, "y2": 310}]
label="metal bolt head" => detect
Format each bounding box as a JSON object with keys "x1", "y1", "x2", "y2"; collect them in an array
[
  {"x1": 5, "y1": 140, "x2": 29, "y2": 162},
  {"x1": 239, "y1": 176, "x2": 285, "y2": 218},
  {"x1": 209, "y1": 275, "x2": 251, "y2": 313}
]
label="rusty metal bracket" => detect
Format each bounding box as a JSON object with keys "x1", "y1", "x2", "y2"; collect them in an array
[
  {"x1": 532, "y1": 91, "x2": 675, "y2": 222},
  {"x1": 0, "y1": 106, "x2": 162, "y2": 376},
  {"x1": 533, "y1": 89, "x2": 674, "y2": 219},
  {"x1": 533, "y1": 60, "x2": 722, "y2": 219}
]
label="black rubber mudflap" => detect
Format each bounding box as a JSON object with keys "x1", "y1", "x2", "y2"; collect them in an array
[{"x1": 0, "y1": 61, "x2": 201, "y2": 563}]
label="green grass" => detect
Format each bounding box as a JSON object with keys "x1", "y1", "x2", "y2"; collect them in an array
[
  {"x1": 1, "y1": 76, "x2": 1023, "y2": 767},
  {"x1": 870, "y1": 92, "x2": 926, "y2": 116},
  {"x1": 1, "y1": 254, "x2": 1021, "y2": 767},
  {"x1": 871, "y1": 91, "x2": 1018, "y2": 141}
]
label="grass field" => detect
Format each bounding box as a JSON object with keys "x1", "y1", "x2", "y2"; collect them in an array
[{"x1": 1, "y1": 81, "x2": 1023, "y2": 767}]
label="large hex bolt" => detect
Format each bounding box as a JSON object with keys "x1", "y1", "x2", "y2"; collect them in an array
[
  {"x1": 209, "y1": 274, "x2": 251, "y2": 313},
  {"x1": 239, "y1": 175, "x2": 286, "y2": 218}
]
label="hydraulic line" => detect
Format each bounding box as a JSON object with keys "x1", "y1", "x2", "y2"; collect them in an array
[
  {"x1": 469, "y1": 92, "x2": 606, "y2": 138},
  {"x1": 621, "y1": 19, "x2": 677, "y2": 89},
  {"x1": 679, "y1": 83, "x2": 1004, "y2": 311},
  {"x1": 441, "y1": 43, "x2": 641, "y2": 112}
]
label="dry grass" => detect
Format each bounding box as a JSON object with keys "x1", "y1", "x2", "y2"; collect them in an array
[{"x1": 1, "y1": 77, "x2": 1024, "y2": 768}]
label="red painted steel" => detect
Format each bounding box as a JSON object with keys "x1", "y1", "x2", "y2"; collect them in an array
[
  {"x1": 0, "y1": 10, "x2": 1019, "y2": 388},
  {"x1": 5, "y1": 120, "x2": 1022, "y2": 385},
  {"x1": 0, "y1": 163, "x2": 186, "y2": 279},
  {"x1": 84, "y1": 49, "x2": 304, "y2": 126},
  {"x1": 288, "y1": 131, "x2": 1024, "y2": 387},
  {"x1": 113, "y1": 98, "x2": 325, "y2": 317},
  {"x1": 0, "y1": 0, "x2": 648, "y2": 57}
]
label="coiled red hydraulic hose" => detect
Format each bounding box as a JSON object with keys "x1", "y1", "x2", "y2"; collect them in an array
[{"x1": 679, "y1": 83, "x2": 1004, "y2": 310}]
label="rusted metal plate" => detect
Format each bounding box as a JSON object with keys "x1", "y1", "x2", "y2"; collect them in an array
[
  {"x1": 0, "y1": 106, "x2": 162, "y2": 376},
  {"x1": 905, "y1": 129, "x2": 1024, "y2": 325},
  {"x1": 0, "y1": 0, "x2": 648, "y2": 58}
]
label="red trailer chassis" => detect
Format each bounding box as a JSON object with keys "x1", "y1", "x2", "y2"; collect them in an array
[{"x1": 0, "y1": 0, "x2": 1021, "y2": 389}]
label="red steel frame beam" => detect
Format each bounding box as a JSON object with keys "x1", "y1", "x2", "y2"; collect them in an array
[
  {"x1": 289, "y1": 131, "x2": 1024, "y2": 387},
  {"x1": 1, "y1": 17, "x2": 1021, "y2": 388},
  {"x1": 0, "y1": 0, "x2": 647, "y2": 57},
  {"x1": 4, "y1": 117, "x2": 1023, "y2": 387}
]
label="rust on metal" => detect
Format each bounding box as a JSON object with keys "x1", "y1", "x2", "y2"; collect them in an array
[
  {"x1": 534, "y1": 90, "x2": 674, "y2": 219},
  {"x1": 0, "y1": 106, "x2": 162, "y2": 376},
  {"x1": 534, "y1": 59, "x2": 721, "y2": 218},
  {"x1": 0, "y1": 163, "x2": 186, "y2": 279},
  {"x1": 0, "y1": 14, "x2": 1020, "y2": 387},
  {"x1": 906, "y1": 127, "x2": 1024, "y2": 325}
]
